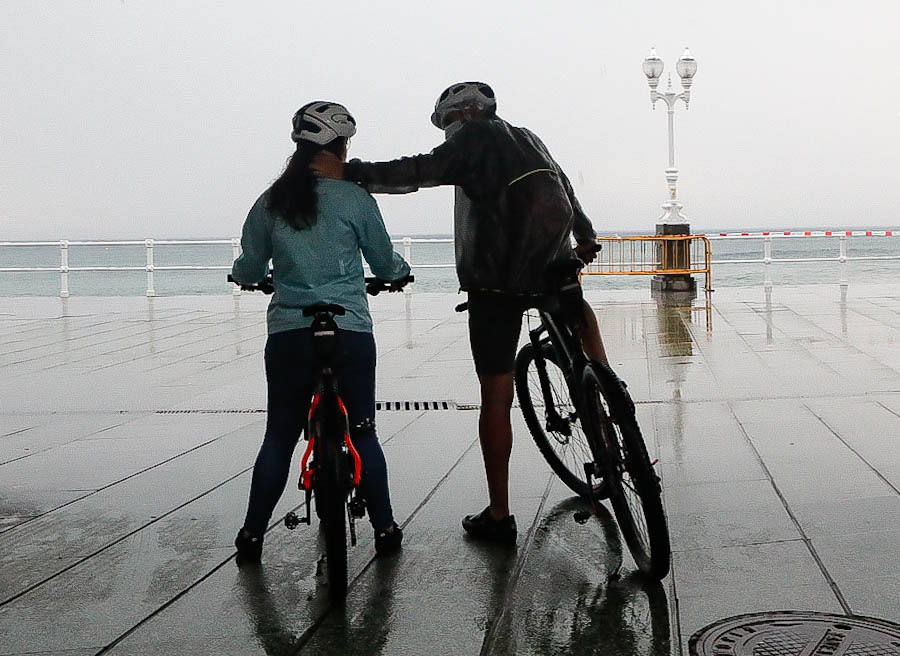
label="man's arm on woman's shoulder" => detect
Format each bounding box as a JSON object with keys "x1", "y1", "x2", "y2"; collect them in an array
[{"x1": 344, "y1": 122, "x2": 483, "y2": 194}]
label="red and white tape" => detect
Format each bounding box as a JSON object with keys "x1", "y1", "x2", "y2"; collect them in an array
[{"x1": 702, "y1": 230, "x2": 895, "y2": 238}]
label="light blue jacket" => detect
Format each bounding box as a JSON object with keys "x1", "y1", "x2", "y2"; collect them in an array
[{"x1": 231, "y1": 178, "x2": 410, "y2": 334}]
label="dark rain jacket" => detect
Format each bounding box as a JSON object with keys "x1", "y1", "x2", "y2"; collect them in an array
[{"x1": 344, "y1": 115, "x2": 597, "y2": 295}]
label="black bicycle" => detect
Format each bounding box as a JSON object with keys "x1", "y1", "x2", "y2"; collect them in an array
[
  {"x1": 229, "y1": 271, "x2": 414, "y2": 598},
  {"x1": 513, "y1": 285, "x2": 671, "y2": 579}
]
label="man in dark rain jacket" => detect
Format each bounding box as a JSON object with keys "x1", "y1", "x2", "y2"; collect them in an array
[{"x1": 343, "y1": 81, "x2": 633, "y2": 543}]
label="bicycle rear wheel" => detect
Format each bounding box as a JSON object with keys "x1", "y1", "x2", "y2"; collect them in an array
[
  {"x1": 515, "y1": 342, "x2": 593, "y2": 496},
  {"x1": 582, "y1": 365, "x2": 671, "y2": 579},
  {"x1": 313, "y1": 390, "x2": 350, "y2": 599}
]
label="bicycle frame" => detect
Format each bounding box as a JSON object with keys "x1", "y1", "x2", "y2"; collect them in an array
[
  {"x1": 526, "y1": 308, "x2": 590, "y2": 426},
  {"x1": 291, "y1": 317, "x2": 364, "y2": 544}
]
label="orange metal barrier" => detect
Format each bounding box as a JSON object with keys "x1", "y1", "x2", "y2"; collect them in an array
[
  {"x1": 581, "y1": 234, "x2": 713, "y2": 330},
  {"x1": 581, "y1": 234, "x2": 712, "y2": 293}
]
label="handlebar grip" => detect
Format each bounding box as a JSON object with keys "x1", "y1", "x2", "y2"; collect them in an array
[{"x1": 365, "y1": 274, "x2": 415, "y2": 296}]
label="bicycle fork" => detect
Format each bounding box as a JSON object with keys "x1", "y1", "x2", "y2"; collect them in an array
[{"x1": 529, "y1": 326, "x2": 571, "y2": 436}]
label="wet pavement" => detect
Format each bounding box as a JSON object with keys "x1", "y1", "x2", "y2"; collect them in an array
[{"x1": 1, "y1": 283, "x2": 898, "y2": 655}]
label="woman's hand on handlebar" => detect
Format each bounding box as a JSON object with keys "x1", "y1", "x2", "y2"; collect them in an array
[
  {"x1": 227, "y1": 273, "x2": 274, "y2": 295},
  {"x1": 365, "y1": 274, "x2": 415, "y2": 296}
]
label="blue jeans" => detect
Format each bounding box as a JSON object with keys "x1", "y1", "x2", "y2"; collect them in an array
[{"x1": 242, "y1": 328, "x2": 395, "y2": 534}]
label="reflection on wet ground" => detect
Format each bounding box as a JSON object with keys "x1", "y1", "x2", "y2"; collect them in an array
[
  {"x1": 1, "y1": 284, "x2": 898, "y2": 654},
  {"x1": 487, "y1": 497, "x2": 671, "y2": 656}
]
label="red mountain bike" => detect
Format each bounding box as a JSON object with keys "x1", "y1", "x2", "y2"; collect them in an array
[{"x1": 229, "y1": 272, "x2": 413, "y2": 598}]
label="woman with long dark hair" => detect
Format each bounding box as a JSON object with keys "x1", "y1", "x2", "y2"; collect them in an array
[{"x1": 231, "y1": 101, "x2": 410, "y2": 564}]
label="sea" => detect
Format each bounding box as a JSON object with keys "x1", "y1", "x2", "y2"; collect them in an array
[{"x1": 1, "y1": 229, "x2": 898, "y2": 297}]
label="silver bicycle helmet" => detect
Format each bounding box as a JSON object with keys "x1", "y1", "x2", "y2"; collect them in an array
[
  {"x1": 291, "y1": 101, "x2": 357, "y2": 145},
  {"x1": 430, "y1": 81, "x2": 496, "y2": 128}
]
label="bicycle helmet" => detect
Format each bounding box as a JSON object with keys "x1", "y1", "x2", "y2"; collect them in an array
[
  {"x1": 430, "y1": 81, "x2": 496, "y2": 129},
  {"x1": 291, "y1": 101, "x2": 357, "y2": 145}
]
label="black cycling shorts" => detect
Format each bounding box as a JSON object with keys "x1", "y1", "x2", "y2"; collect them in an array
[{"x1": 467, "y1": 285, "x2": 584, "y2": 376}]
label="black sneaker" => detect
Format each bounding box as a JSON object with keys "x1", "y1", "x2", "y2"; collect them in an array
[
  {"x1": 374, "y1": 522, "x2": 403, "y2": 556},
  {"x1": 234, "y1": 528, "x2": 263, "y2": 566},
  {"x1": 462, "y1": 508, "x2": 517, "y2": 544}
]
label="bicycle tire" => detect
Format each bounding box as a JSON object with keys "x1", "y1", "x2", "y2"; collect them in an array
[
  {"x1": 515, "y1": 342, "x2": 593, "y2": 497},
  {"x1": 582, "y1": 364, "x2": 671, "y2": 579},
  {"x1": 313, "y1": 389, "x2": 350, "y2": 599}
]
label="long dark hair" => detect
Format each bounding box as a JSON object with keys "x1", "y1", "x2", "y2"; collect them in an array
[{"x1": 266, "y1": 135, "x2": 346, "y2": 231}]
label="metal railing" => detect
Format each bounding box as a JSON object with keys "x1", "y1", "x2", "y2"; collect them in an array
[
  {"x1": 0, "y1": 239, "x2": 240, "y2": 298},
  {"x1": 703, "y1": 230, "x2": 899, "y2": 289},
  {"x1": 1, "y1": 231, "x2": 897, "y2": 297},
  {"x1": 0, "y1": 237, "x2": 457, "y2": 297}
]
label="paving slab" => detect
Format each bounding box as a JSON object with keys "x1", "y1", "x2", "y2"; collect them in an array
[{"x1": 1, "y1": 284, "x2": 899, "y2": 655}]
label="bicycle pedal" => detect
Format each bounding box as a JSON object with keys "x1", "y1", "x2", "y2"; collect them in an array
[
  {"x1": 284, "y1": 511, "x2": 301, "y2": 530},
  {"x1": 573, "y1": 510, "x2": 591, "y2": 525}
]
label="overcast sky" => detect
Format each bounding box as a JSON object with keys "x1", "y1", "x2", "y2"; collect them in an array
[{"x1": 2, "y1": 0, "x2": 899, "y2": 240}]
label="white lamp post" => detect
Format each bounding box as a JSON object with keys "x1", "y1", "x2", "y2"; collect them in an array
[
  {"x1": 643, "y1": 47, "x2": 698, "y2": 295},
  {"x1": 643, "y1": 47, "x2": 697, "y2": 225}
]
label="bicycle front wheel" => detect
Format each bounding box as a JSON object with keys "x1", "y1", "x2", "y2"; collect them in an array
[
  {"x1": 582, "y1": 365, "x2": 671, "y2": 579},
  {"x1": 515, "y1": 342, "x2": 593, "y2": 496},
  {"x1": 313, "y1": 392, "x2": 350, "y2": 599},
  {"x1": 318, "y1": 483, "x2": 348, "y2": 599}
]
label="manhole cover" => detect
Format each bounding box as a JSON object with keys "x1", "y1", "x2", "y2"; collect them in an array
[{"x1": 689, "y1": 611, "x2": 900, "y2": 656}]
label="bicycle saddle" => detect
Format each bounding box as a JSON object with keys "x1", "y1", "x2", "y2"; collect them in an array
[{"x1": 302, "y1": 304, "x2": 346, "y2": 317}]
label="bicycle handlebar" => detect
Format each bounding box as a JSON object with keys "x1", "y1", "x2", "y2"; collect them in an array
[
  {"x1": 364, "y1": 274, "x2": 415, "y2": 296},
  {"x1": 227, "y1": 273, "x2": 414, "y2": 297}
]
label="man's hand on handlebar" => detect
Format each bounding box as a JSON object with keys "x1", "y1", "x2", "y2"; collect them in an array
[
  {"x1": 365, "y1": 274, "x2": 415, "y2": 296},
  {"x1": 576, "y1": 241, "x2": 603, "y2": 265}
]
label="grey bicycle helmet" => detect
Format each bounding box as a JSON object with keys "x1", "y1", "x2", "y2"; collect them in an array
[
  {"x1": 291, "y1": 101, "x2": 357, "y2": 145},
  {"x1": 430, "y1": 81, "x2": 496, "y2": 128}
]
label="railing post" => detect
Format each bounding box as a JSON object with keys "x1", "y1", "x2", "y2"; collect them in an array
[
  {"x1": 838, "y1": 234, "x2": 848, "y2": 287},
  {"x1": 145, "y1": 239, "x2": 156, "y2": 297},
  {"x1": 59, "y1": 240, "x2": 69, "y2": 298},
  {"x1": 231, "y1": 238, "x2": 241, "y2": 297},
  {"x1": 763, "y1": 235, "x2": 772, "y2": 290},
  {"x1": 402, "y1": 236, "x2": 412, "y2": 262},
  {"x1": 403, "y1": 236, "x2": 412, "y2": 295}
]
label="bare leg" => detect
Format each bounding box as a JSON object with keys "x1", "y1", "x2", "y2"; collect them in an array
[
  {"x1": 579, "y1": 299, "x2": 608, "y2": 363},
  {"x1": 579, "y1": 299, "x2": 635, "y2": 420},
  {"x1": 477, "y1": 373, "x2": 515, "y2": 520}
]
